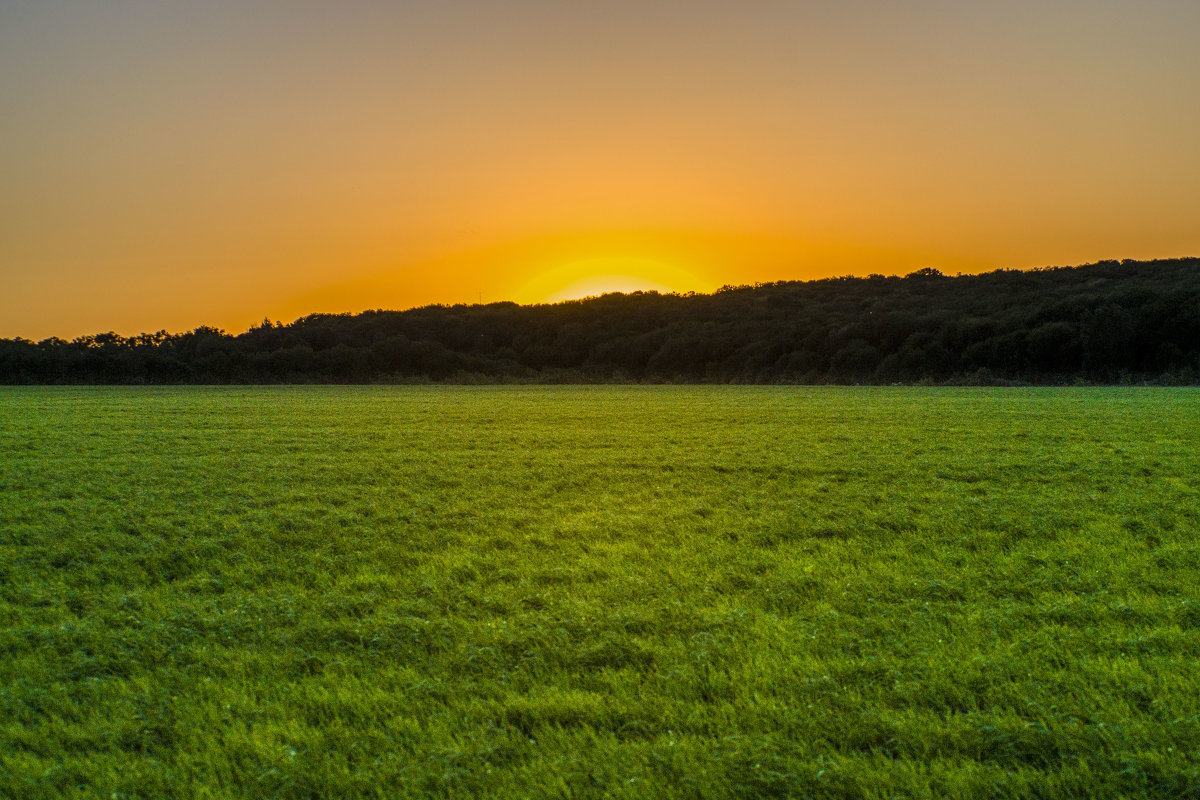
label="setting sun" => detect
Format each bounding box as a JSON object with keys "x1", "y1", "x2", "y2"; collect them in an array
[
  {"x1": 512, "y1": 256, "x2": 713, "y2": 305},
  {"x1": 545, "y1": 275, "x2": 671, "y2": 303}
]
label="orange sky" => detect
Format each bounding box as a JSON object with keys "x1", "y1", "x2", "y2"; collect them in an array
[{"x1": 2, "y1": 1, "x2": 1198, "y2": 340}]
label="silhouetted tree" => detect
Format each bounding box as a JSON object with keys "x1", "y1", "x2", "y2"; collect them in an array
[{"x1": 3, "y1": 258, "x2": 1198, "y2": 385}]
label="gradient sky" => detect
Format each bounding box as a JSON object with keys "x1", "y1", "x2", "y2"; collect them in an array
[{"x1": 3, "y1": 1, "x2": 1198, "y2": 339}]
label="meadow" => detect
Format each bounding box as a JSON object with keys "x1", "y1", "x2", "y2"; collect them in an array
[{"x1": 1, "y1": 386, "x2": 1198, "y2": 799}]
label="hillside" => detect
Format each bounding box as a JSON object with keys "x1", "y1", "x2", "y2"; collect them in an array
[{"x1": 3, "y1": 258, "x2": 1198, "y2": 384}]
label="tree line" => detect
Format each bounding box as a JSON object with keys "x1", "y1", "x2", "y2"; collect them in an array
[{"x1": 3, "y1": 258, "x2": 1199, "y2": 385}]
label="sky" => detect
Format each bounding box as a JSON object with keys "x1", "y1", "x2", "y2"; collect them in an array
[{"x1": 2, "y1": 1, "x2": 1198, "y2": 340}]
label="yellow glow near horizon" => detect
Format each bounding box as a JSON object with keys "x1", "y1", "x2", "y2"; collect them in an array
[
  {"x1": 2, "y1": 3, "x2": 1199, "y2": 339},
  {"x1": 512, "y1": 256, "x2": 713, "y2": 305},
  {"x1": 545, "y1": 275, "x2": 673, "y2": 303}
]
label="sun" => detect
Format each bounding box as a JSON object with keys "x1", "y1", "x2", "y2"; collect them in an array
[
  {"x1": 545, "y1": 273, "x2": 673, "y2": 302},
  {"x1": 513, "y1": 256, "x2": 710, "y2": 305}
]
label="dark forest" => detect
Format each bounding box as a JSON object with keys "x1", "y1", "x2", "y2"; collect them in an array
[{"x1": 4, "y1": 258, "x2": 1199, "y2": 385}]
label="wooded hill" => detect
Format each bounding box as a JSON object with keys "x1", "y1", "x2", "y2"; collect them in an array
[{"x1": 4, "y1": 258, "x2": 1199, "y2": 385}]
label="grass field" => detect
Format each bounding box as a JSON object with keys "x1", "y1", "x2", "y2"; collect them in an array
[{"x1": 1, "y1": 386, "x2": 1198, "y2": 798}]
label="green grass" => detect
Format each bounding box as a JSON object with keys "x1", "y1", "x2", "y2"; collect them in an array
[{"x1": 1, "y1": 386, "x2": 1198, "y2": 798}]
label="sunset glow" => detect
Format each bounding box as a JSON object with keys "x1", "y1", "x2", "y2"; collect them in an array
[
  {"x1": 513, "y1": 256, "x2": 713, "y2": 305},
  {"x1": 2, "y1": 2, "x2": 1197, "y2": 339},
  {"x1": 542, "y1": 276, "x2": 675, "y2": 304}
]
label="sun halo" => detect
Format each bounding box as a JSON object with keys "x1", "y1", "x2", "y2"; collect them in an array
[{"x1": 513, "y1": 256, "x2": 710, "y2": 305}]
